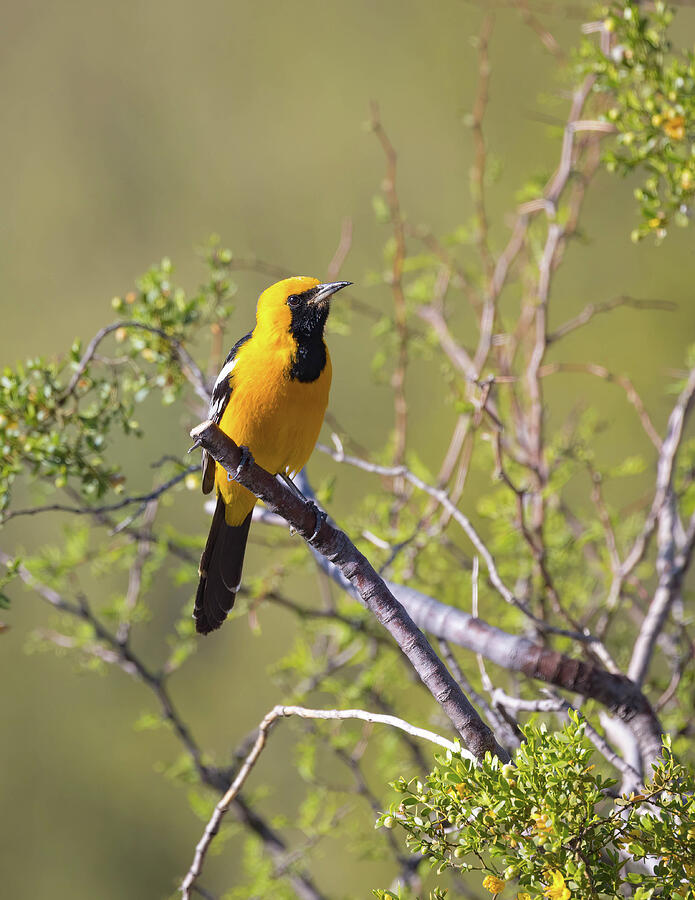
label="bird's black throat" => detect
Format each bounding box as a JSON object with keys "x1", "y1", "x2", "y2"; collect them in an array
[{"x1": 288, "y1": 294, "x2": 329, "y2": 383}]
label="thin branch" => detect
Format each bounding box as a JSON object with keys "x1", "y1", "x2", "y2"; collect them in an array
[
  {"x1": 513, "y1": 0, "x2": 565, "y2": 58},
  {"x1": 61, "y1": 321, "x2": 209, "y2": 404},
  {"x1": 116, "y1": 499, "x2": 158, "y2": 645},
  {"x1": 326, "y1": 217, "x2": 353, "y2": 281},
  {"x1": 619, "y1": 366, "x2": 695, "y2": 580},
  {"x1": 628, "y1": 502, "x2": 695, "y2": 686},
  {"x1": 539, "y1": 361, "x2": 661, "y2": 450},
  {"x1": 1, "y1": 466, "x2": 197, "y2": 525},
  {"x1": 180, "y1": 704, "x2": 461, "y2": 899},
  {"x1": 547, "y1": 296, "x2": 676, "y2": 345}
]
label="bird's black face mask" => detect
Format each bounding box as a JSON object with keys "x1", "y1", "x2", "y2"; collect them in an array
[{"x1": 286, "y1": 281, "x2": 350, "y2": 382}]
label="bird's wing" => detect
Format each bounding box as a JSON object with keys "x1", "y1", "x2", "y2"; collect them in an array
[{"x1": 201, "y1": 331, "x2": 253, "y2": 494}]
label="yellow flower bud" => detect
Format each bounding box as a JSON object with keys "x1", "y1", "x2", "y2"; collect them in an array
[{"x1": 482, "y1": 874, "x2": 506, "y2": 895}]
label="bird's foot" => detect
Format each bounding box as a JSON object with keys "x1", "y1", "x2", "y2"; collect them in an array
[
  {"x1": 228, "y1": 444, "x2": 254, "y2": 482},
  {"x1": 307, "y1": 501, "x2": 327, "y2": 543}
]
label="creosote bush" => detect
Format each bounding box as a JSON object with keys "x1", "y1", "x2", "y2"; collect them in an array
[{"x1": 376, "y1": 716, "x2": 695, "y2": 899}]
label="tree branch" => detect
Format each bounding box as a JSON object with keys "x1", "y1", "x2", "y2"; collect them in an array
[{"x1": 190, "y1": 420, "x2": 508, "y2": 763}]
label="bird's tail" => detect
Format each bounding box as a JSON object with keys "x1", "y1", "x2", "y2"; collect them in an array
[{"x1": 194, "y1": 494, "x2": 252, "y2": 635}]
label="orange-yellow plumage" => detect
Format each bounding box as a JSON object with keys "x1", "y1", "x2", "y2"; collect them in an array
[
  {"x1": 215, "y1": 278, "x2": 332, "y2": 524},
  {"x1": 194, "y1": 275, "x2": 349, "y2": 634}
]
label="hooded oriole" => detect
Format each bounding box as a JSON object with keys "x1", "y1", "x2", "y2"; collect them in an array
[{"x1": 194, "y1": 276, "x2": 350, "y2": 634}]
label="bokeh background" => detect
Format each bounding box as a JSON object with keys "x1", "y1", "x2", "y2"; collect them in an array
[{"x1": 2, "y1": 2, "x2": 695, "y2": 898}]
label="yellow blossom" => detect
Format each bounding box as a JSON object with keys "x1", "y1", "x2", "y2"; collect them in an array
[
  {"x1": 533, "y1": 812, "x2": 554, "y2": 835},
  {"x1": 483, "y1": 874, "x2": 506, "y2": 895},
  {"x1": 517, "y1": 895, "x2": 532, "y2": 900},
  {"x1": 543, "y1": 870, "x2": 570, "y2": 900},
  {"x1": 663, "y1": 115, "x2": 685, "y2": 140}
]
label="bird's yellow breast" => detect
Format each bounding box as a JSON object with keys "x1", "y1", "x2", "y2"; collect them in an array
[{"x1": 215, "y1": 329, "x2": 331, "y2": 524}]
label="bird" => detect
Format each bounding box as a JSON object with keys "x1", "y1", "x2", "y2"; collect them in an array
[{"x1": 194, "y1": 276, "x2": 351, "y2": 635}]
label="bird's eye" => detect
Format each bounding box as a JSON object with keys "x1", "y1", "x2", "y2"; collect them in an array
[{"x1": 287, "y1": 294, "x2": 301, "y2": 308}]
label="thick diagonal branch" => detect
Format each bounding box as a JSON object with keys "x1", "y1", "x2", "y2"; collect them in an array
[
  {"x1": 190, "y1": 420, "x2": 508, "y2": 763},
  {"x1": 279, "y1": 475, "x2": 663, "y2": 773}
]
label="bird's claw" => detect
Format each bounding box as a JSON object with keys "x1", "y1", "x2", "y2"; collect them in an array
[
  {"x1": 227, "y1": 445, "x2": 254, "y2": 482},
  {"x1": 307, "y1": 502, "x2": 327, "y2": 543}
]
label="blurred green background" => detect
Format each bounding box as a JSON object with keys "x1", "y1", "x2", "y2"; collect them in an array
[{"x1": 2, "y1": 2, "x2": 695, "y2": 898}]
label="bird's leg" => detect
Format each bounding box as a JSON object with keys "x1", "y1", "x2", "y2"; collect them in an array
[
  {"x1": 307, "y1": 505, "x2": 327, "y2": 543},
  {"x1": 279, "y1": 472, "x2": 308, "y2": 501},
  {"x1": 228, "y1": 445, "x2": 254, "y2": 482},
  {"x1": 279, "y1": 472, "x2": 326, "y2": 542}
]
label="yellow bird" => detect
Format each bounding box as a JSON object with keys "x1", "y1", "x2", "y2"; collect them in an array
[{"x1": 194, "y1": 276, "x2": 350, "y2": 634}]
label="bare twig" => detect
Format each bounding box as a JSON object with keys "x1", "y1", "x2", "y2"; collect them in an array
[
  {"x1": 619, "y1": 366, "x2": 695, "y2": 580},
  {"x1": 628, "y1": 502, "x2": 695, "y2": 687},
  {"x1": 116, "y1": 499, "x2": 158, "y2": 645},
  {"x1": 1, "y1": 466, "x2": 196, "y2": 525},
  {"x1": 547, "y1": 296, "x2": 676, "y2": 345},
  {"x1": 326, "y1": 218, "x2": 353, "y2": 281},
  {"x1": 61, "y1": 321, "x2": 209, "y2": 404},
  {"x1": 539, "y1": 361, "x2": 662, "y2": 450},
  {"x1": 513, "y1": 0, "x2": 565, "y2": 58},
  {"x1": 180, "y1": 704, "x2": 462, "y2": 899}
]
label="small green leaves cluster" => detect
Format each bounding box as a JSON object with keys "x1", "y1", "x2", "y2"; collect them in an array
[
  {"x1": 0, "y1": 351, "x2": 137, "y2": 512},
  {"x1": 0, "y1": 246, "x2": 236, "y2": 515},
  {"x1": 377, "y1": 717, "x2": 695, "y2": 898},
  {"x1": 373, "y1": 888, "x2": 447, "y2": 900},
  {"x1": 111, "y1": 238, "x2": 236, "y2": 341},
  {"x1": 579, "y1": 1, "x2": 695, "y2": 240},
  {"x1": 111, "y1": 257, "x2": 200, "y2": 339}
]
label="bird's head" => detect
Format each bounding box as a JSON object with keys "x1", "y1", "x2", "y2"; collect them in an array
[{"x1": 255, "y1": 276, "x2": 351, "y2": 341}]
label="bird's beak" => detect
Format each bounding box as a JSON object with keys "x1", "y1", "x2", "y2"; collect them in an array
[{"x1": 312, "y1": 281, "x2": 352, "y2": 304}]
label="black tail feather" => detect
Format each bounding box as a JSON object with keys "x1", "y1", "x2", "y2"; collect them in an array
[{"x1": 194, "y1": 495, "x2": 252, "y2": 635}]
